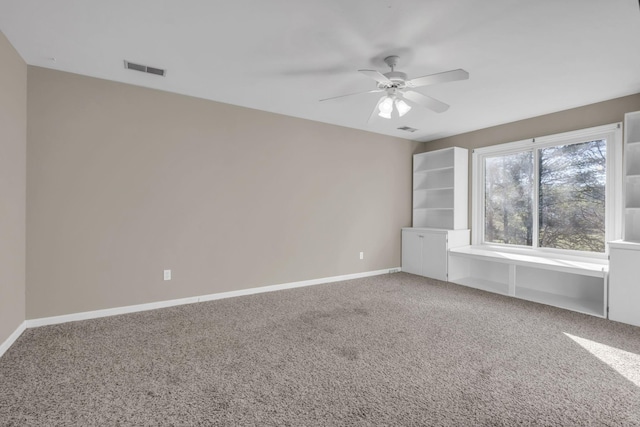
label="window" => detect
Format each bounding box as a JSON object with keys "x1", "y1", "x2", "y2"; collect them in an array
[
  {"x1": 473, "y1": 124, "x2": 622, "y2": 255},
  {"x1": 485, "y1": 151, "x2": 533, "y2": 246}
]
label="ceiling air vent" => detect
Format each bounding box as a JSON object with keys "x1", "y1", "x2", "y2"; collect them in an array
[
  {"x1": 397, "y1": 126, "x2": 418, "y2": 133},
  {"x1": 124, "y1": 60, "x2": 166, "y2": 77}
]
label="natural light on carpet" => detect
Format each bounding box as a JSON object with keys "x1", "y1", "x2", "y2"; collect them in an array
[{"x1": 564, "y1": 333, "x2": 640, "y2": 387}]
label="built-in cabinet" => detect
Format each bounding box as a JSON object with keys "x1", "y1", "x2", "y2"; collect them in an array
[
  {"x1": 605, "y1": 112, "x2": 640, "y2": 326},
  {"x1": 402, "y1": 228, "x2": 470, "y2": 281},
  {"x1": 448, "y1": 247, "x2": 608, "y2": 317},
  {"x1": 608, "y1": 241, "x2": 640, "y2": 327},
  {"x1": 412, "y1": 147, "x2": 468, "y2": 229},
  {"x1": 624, "y1": 111, "x2": 640, "y2": 242},
  {"x1": 403, "y1": 147, "x2": 470, "y2": 281}
]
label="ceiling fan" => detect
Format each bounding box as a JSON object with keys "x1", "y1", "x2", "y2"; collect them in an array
[{"x1": 320, "y1": 55, "x2": 469, "y2": 121}]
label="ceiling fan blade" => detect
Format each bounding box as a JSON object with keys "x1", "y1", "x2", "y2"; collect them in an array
[
  {"x1": 406, "y1": 69, "x2": 469, "y2": 88},
  {"x1": 319, "y1": 88, "x2": 384, "y2": 102},
  {"x1": 401, "y1": 90, "x2": 450, "y2": 113},
  {"x1": 358, "y1": 69, "x2": 393, "y2": 86}
]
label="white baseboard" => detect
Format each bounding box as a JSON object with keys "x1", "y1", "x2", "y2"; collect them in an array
[
  {"x1": 0, "y1": 321, "x2": 26, "y2": 359},
  {"x1": 197, "y1": 268, "x2": 398, "y2": 303},
  {"x1": 26, "y1": 267, "x2": 401, "y2": 328},
  {"x1": 26, "y1": 296, "x2": 201, "y2": 328}
]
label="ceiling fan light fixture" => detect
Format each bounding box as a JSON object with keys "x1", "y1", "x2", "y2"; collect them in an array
[
  {"x1": 378, "y1": 96, "x2": 394, "y2": 119},
  {"x1": 395, "y1": 98, "x2": 411, "y2": 117}
]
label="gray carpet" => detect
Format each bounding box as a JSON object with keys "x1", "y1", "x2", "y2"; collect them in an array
[{"x1": 1, "y1": 273, "x2": 640, "y2": 426}]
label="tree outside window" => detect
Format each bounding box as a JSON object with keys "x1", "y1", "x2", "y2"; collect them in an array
[
  {"x1": 485, "y1": 152, "x2": 533, "y2": 246},
  {"x1": 539, "y1": 140, "x2": 606, "y2": 252},
  {"x1": 484, "y1": 139, "x2": 607, "y2": 253}
]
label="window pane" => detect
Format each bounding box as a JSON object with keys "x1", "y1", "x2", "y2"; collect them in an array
[
  {"x1": 485, "y1": 152, "x2": 534, "y2": 245},
  {"x1": 539, "y1": 139, "x2": 606, "y2": 252}
]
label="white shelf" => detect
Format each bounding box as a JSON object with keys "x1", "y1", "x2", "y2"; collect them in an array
[
  {"x1": 624, "y1": 111, "x2": 640, "y2": 242},
  {"x1": 448, "y1": 246, "x2": 607, "y2": 277},
  {"x1": 413, "y1": 209, "x2": 454, "y2": 229},
  {"x1": 413, "y1": 148, "x2": 455, "y2": 172},
  {"x1": 448, "y1": 246, "x2": 608, "y2": 318},
  {"x1": 413, "y1": 168, "x2": 455, "y2": 192},
  {"x1": 515, "y1": 287, "x2": 604, "y2": 317},
  {"x1": 413, "y1": 186, "x2": 454, "y2": 210},
  {"x1": 414, "y1": 166, "x2": 454, "y2": 174},
  {"x1": 412, "y1": 147, "x2": 468, "y2": 229},
  {"x1": 625, "y1": 111, "x2": 640, "y2": 143},
  {"x1": 626, "y1": 165, "x2": 640, "y2": 177},
  {"x1": 451, "y1": 277, "x2": 509, "y2": 296},
  {"x1": 623, "y1": 210, "x2": 640, "y2": 243},
  {"x1": 413, "y1": 186, "x2": 454, "y2": 192}
]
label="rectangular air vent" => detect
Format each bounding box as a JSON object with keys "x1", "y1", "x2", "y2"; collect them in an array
[
  {"x1": 397, "y1": 126, "x2": 418, "y2": 133},
  {"x1": 124, "y1": 60, "x2": 166, "y2": 76}
]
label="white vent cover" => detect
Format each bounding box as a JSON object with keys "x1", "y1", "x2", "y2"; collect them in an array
[
  {"x1": 124, "y1": 60, "x2": 165, "y2": 76},
  {"x1": 397, "y1": 126, "x2": 418, "y2": 133}
]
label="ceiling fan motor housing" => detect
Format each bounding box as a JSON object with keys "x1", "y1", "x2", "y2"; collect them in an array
[{"x1": 379, "y1": 71, "x2": 407, "y2": 89}]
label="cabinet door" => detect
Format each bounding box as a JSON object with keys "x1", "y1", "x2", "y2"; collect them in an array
[
  {"x1": 421, "y1": 232, "x2": 448, "y2": 281},
  {"x1": 609, "y1": 248, "x2": 640, "y2": 327},
  {"x1": 402, "y1": 230, "x2": 423, "y2": 275}
]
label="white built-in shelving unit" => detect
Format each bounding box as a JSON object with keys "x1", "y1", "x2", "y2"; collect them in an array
[
  {"x1": 623, "y1": 111, "x2": 640, "y2": 242},
  {"x1": 607, "y1": 111, "x2": 640, "y2": 326},
  {"x1": 412, "y1": 147, "x2": 468, "y2": 230},
  {"x1": 448, "y1": 246, "x2": 608, "y2": 318},
  {"x1": 403, "y1": 147, "x2": 470, "y2": 281}
]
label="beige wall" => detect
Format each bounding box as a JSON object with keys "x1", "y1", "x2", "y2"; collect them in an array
[
  {"x1": 26, "y1": 62, "x2": 639, "y2": 321},
  {"x1": 26, "y1": 67, "x2": 419, "y2": 319},
  {"x1": 0, "y1": 32, "x2": 26, "y2": 343},
  {"x1": 422, "y1": 93, "x2": 640, "y2": 226}
]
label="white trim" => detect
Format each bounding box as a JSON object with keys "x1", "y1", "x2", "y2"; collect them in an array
[
  {"x1": 26, "y1": 268, "x2": 400, "y2": 328},
  {"x1": 474, "y1": 123, "x2": 621, "y2": 156},
  {"x1": 26, "y1": 296, "x2": 200, "y2": 328},
  {"x1": 0, "y1": 321, "x2": 26, "y2": 359},
  {"x1": 471, "y1": 148, "x2": 482, "y2": 245},
  {"x1": 608, "y1": 239, "x2": 640, "y2": 251}
]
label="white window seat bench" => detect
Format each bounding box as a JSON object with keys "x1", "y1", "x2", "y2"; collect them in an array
[{"x1": 447, "y1": 246, "x2": 609, "y2": 318}]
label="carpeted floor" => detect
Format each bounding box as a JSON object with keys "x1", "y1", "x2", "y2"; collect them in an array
[{"x1": 1, "y1": 272, "x2": 640, "y2": 426}]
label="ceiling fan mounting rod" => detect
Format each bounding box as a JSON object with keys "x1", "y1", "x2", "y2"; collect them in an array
[{"x1": 384, "y1": 55, "x2": 399, "y2": 71}]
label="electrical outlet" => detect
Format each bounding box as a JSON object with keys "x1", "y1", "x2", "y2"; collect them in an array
[
  {"x1": 163, "y1": 269, "x2": 171, "y2": 281},
  {"x1": 359, "y1": 252, "x2": 364, "y2": 260}
]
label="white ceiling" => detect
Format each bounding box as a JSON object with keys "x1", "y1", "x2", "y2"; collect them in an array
[{"x1": 1, "y1": 0, "x2": 639, "y2": 142}]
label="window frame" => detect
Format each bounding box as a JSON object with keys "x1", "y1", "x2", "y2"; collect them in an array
[{"x1": 471, "y1": 123, "x2": 623, "y2": 258}]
